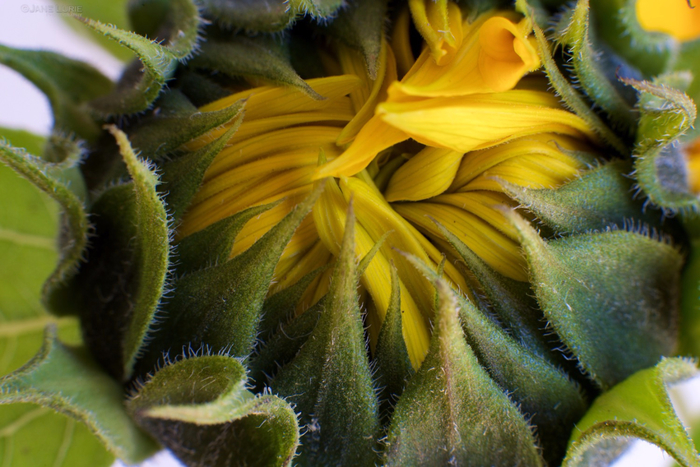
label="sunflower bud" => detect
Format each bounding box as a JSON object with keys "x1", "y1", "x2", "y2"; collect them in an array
[{"x1": 0, "y1": 1, "x2": 699, "y2": 466}]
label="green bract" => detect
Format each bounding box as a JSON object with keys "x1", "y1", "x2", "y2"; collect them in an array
[{"x1": 1, "y1": 0, "x2": 700, "y2": 466}]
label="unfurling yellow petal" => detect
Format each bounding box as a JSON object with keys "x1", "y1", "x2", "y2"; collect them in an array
[
  {"x1": 377, "y1": 90, "x2": 596, "y2": 154},
  {"x1": 337, "y1": 40, "x2": 398, "y2": 145},
  {"x1": 313, "y1": 115, "x2": 408, "y2": 179},
  {"x1": 449, "y1": 133, "x2": 591, "y2": 191},
  {"x1": 385, "y1": 147, "x2": 464, "y2": 202},
  {"x1": 390, "y1": 13, "x2": 539, "y2": 98}
]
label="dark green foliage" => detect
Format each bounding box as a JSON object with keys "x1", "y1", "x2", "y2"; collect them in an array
[
  {"x1": 273, "y1": 206, "x2": 380, "y2": 466},
  {"x1": 383, "y1": 280, "x2": 544, "y2": 466},
  {"x1": 127, "y1": 355, "x2": 299, "y2": 467}
]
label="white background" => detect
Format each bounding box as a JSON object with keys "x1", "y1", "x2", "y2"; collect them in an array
[{"x1": 0, "y1": 0, "x2": 697, "y2": 465}]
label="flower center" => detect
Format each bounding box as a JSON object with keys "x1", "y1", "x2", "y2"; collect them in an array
[{"x1": 178, "y1": 5, "x2": 598, "y2": 368}]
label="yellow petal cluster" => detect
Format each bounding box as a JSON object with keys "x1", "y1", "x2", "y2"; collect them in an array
[{"x1": 179, "y1": 2, "x2": 599, "y2": 368}]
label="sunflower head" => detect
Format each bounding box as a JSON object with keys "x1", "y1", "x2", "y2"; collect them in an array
[{"x1": 0, "y1": 1, "x2": 699, "y2": 466}]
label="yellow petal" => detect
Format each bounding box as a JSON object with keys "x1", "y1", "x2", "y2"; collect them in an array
[
  {"x1": 271, "y1": 239, "x2": 332, "y2": 295},
  {"x1": 313, "y1": 115, "x2": 408, "y2": 179},
  {"x1": 686, "y1": 138, "x2": 700, "y2": 194},
  {"x1": 385, "y1": 146, "x2": 464, "y2": 202},
  {"x1": 433, "y1": 191, "x2": 519, "y2": 240},
  {"x1": 394, "y1": 201, "x2": 528, "y2": 281},
  {"x1": 312, "y1": 177, "x2": 430, "y2": 367},
  {"x1": 337, "y1": 40, "x2": 399, "y2": 145},
  {"x1": 208, "y1": 126, "x2": 343, "y2": 181},
  {"x1": 408, "y1": 0, "x2": 460, "y2": 63},
  {"x1": 637, "y1": 0, "x2": 700, "y2": 41},
  {"x1": 339, "y1": 176, "x2": 440, "y2": 316},
  {"x1": 461, "y1": 154, "x2": 583, "y2": 192},
  {"x1": 391, "y1": 13, "x2": 539, "y2": 98},
  {"x1": 193, "y1": 145, "x2": 342, "y2": 206},
  {"x1": 377, "y1": 90, "x2": 596, "y2": 153},
  {"x1": 450, "y1": 133, "x2": 591, "y2": 191},
  {"x1": 199, "y1": 74, "x2": 362, "y2": 117}
]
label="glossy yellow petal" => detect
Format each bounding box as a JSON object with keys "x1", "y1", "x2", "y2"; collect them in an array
[
  {"x1": 193, "y1": 146, "x2": 341, "y2": 207},
  {"x1": 312, "y1": 177, "x2": 430, "y2": 367},
  {"x1": 384, "y1": 146, "x2": 464, "y2": 202},
  {"x1": 394, "y1": 201, "x2": 528, "y2": 281},
  {"x1": 314, "y1": 115, "x2": 408, "y2": 179},
  {"x1": 449, "y1": 133, "x2": 591, "y2": 191},
  {"x1": 433, "y1": 191, "x2": 519, "y2": 240},
  {"x1": 207, "y1": 126, "x2": 343, "y2": 180},
  {"x1": 408, "y1": 0, "x2": 460, "y2": 63},
  {"x1": 461, "y1": 154, "x2": 583, "y2": 192},
  {"x1": 337, "y1": 41, "x2": 398, "y2": 145},
  {"x1": 479, "y1": 16, "x2": 540, "y2": 91},
  {"x1": 339, "y1": 176, "x2": 440, "y2": 315},
  {"x1": 391, "y1": 13, "x2": 539, "y2": 98},
  {"x1": 637, "y1": 0, "x2": 700, "y2": 41},
  {"x1": 229, "y1": 187, "x2": 313, "y2": 256},
  {"x1": 199, "y1": 74, "x2": 362, "y2": 116},
  {"x1": 271, "y1": 239, "x2": 332, "y2": 294},
  {"x1": 183, "y1": 169, "x2": 314, "y2": 236},
  {"x1": 377, "y1": 90, "x2": 595, "y2": 153}
]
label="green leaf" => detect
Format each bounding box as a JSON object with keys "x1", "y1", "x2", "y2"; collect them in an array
[
  {"x1": 0, "y1": 131, "x2": 120, "y2": 465},
  {"x1": 554, "y1": 0, "x2": 636, "y2": 135},
  {"x1": 404, "y1": 252, "x2": 587, "y2": 466},
  {"x1": 129, "y1": 90, "x2": 245, "y2": 160},
  {"x1": 509, "y1": 211, "x2": 683, "y2": 389},
  {"x1": 73, "y1": 127, "x2": 170, "y2": 381},
  {"x1": 0, "y1": 402, "x2": 114, "y2": 467},
  {"x1": 515, "y1": 1, "x2": 628, "y2": 155},
  {"x1": 0, "y1": 44, "x2": 112, "y2": 141},
  {"x1": 324, "y1": 0, "x2": 388, "y2": 79},
  {"x1": 0, "y1": 140, "x2": 89, "y2": 317},
  {"x1": 273, "y1": 204, "x2": 380, "y2": 466},
  {"x1": 0, "y1": 134, "x2": 116, "y2": 466},
  {"x1": 563, "y1": 358, "x2": 700, "y2": 467},
  {"x1": 623, "y1": 74, "x2": 699, "y2": 211},
  {"x1": 0, "y1": 327, "x2": 159, "y2": 464},
  {"x1": 189, "y1": 37, "x2": 324, "y2": 100},
  {"x1": 198, "y1": 0, "x2": 295, "y2": 32},
  {"x1": 137, "y1": 184, "x2": 324, "y2": 375},
  {"x1": 502, "y1": 159, "x2": 663, "y2": 235},
  {"x1": 383, "y1": 279, "x2": 543, "y2": 466},
  {"x1": 127, "y1": 355, "x2": 299, "y2": 467}
]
